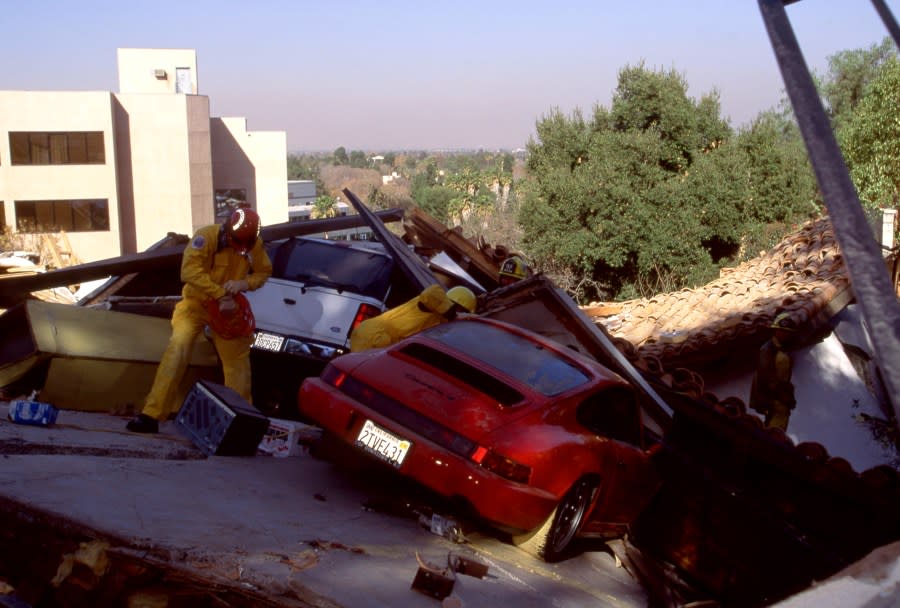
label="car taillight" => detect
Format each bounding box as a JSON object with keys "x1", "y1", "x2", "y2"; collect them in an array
[
  {"x1": 349, "y1": 303, "x2": 381, "y2": 335},
  {"x1": 471, "y1": 447, "x2": 531, "y2": 484},
  {"x1": 321, "y1": 364, "x2": 346, "y2": 388}
]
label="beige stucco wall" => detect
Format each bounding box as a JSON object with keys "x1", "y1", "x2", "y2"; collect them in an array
[
  {"x1": 114, "y1": 93, "x2": 213, "y2": 252},
  {"x1": 0, "y1": 91, "x2": 122, "y2": 262},
  {"x1": 2, "y1": 48, "x2": 287, "y2": 264},
  {"x1": 117, "y1": 48, "x2": 198, "y2": 95},
  {"x1": 250, "y1": 130, "x2": 289, "y2": 225},
  {"x1": 210, "y1": 117, "x2": 288, "y2": 226},
  {"x1": 187, "y1": 96, "x2": 215, "y2": 235}
]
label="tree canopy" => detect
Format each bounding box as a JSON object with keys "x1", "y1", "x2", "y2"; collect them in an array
[
  {"x1": 821, "y1": 37, "x2": 897, "y2": 130},
  {"x1": 521, "y1": 63, "x2": 817, "y2": 301},
  {"x1": 821, "y1": 38, "x2": 900, "y2": 211}
]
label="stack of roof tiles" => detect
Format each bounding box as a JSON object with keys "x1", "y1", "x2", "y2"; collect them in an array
[{"x1": 583, "y1": 215, "x2": 852, "y2": 369}]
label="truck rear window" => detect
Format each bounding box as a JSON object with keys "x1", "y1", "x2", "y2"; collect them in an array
[{"x1": 271, "y1": 238, "x2": 394, "y2": 300}]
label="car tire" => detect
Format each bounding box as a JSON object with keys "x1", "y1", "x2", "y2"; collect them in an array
[{"x1": 512, "y1": 478, "x2": 597, "y2": 562}]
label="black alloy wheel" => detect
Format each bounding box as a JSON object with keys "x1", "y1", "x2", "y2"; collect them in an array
[{"x1": 545, "y1": 478, "x2": 595, "y2": 560}]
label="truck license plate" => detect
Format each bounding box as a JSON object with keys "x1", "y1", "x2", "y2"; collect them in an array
[
  {"x1": 253, "y1": 332, "x2": 284, "y2": 352},
  {"x1": 356, "y1": 420, "x2": 411, "y2": 468}
]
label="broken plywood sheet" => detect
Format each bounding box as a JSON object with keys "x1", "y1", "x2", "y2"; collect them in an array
[
  {"x1": 0, "y1": 301, "x2": 218, "y2": 407},
  {"x1": 40, "y1": 358, "x2": 215, "y2": 413}
]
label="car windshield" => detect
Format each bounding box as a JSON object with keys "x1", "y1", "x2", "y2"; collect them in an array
[
  {"x1": 271, "y1": 238, "x2": 394, "y2": 300},
  {"x1": 422, "y1": 321, "x2": 591, "y2": 397}
]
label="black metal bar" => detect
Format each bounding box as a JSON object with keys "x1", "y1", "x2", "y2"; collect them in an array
[
  {"x1": 871, "y1": 0, "x2": 900, "y2": 49},
  {"x1": 759, "y1": 0, "x2": 900, "y2": 424},
  {"x1": 0, "y1": 209, "x2": 405, "y2": 305}
]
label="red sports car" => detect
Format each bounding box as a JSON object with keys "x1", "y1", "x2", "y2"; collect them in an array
[{"x1": 298, "y1": 316, "x2": 662, "y2": 561}]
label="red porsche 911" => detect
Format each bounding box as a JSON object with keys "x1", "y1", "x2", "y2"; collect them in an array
[{"x1": 298, "y1": 316, "x2": 662, "y2": 561}]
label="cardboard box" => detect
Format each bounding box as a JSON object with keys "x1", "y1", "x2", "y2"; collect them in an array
[{"x1": 257, "y1": 418, "x2": 307, "y2": 458}]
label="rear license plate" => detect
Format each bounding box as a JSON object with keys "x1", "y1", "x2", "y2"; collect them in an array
[
  {"x1": 356, "y1": 419, "x2": 412, "y2": 468},
  {"x1": 253, "y1": 332, "x2": 284, "y2": 352}
]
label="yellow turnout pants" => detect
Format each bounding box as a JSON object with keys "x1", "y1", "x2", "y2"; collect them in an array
[{"x1": 141, "y1": 297, "x2": 253, "y2": 421}]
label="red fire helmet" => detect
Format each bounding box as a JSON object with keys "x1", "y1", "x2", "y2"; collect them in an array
[
  {"x1": 207, "y1": 293, "x2": 256, "y2": 339},
  {"x1": 225, "y1": 208, "x2": 261, "y2": 253}
]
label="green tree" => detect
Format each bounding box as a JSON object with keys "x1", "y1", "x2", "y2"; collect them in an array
[
  {"x1": 444, "y1": 166, "x2": 495, "y2": 223},
  {"x1": 521, "y1": 63, "x2": 815, "y2": 302},
  {"x1": 610, "y1": 63, "x2": 729, "y2": 172},
  {"x1": 311, "y1": 194, "x2": 337, "y2": 219},
  {"x1": 410, "y1": 159, "x2": 440, "y2": 195},
  {"x1": 839, "y1": 57, "x2": 900, "y2": 209},
  {"x1": 736, "y1": 110, "x2": 818, "y2": 225},
  {"x1": 414, "y1": 186, "x2": 457, "y2": 223},
  {"x1": 821, "y1": 37, "x2": 897, "y2": 131},
  {"x1": 287, "y1": 153, "x2": 326, "y2": 194},
  {"x1": 349, "y1": 150, "x2": 367, "y2": 168},
  {"x1": 333, "y1": 147, "x2": 348, "y2": 166}
]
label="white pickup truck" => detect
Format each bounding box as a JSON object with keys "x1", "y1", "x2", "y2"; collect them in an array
[
  {"x1": 244, "y1": 235, "x2": 398, "y2": 415},
  {"x1": 245, "y1": 235, "x2": 396, "y2": 363}
]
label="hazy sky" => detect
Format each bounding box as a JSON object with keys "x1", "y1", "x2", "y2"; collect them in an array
[{"x1": 1, "y1": 1, "x2": 896, "y2": 152}]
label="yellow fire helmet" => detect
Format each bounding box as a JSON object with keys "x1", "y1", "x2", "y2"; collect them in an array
[
  {"x1": 446, "y1": 286, "x2": 477, "y2": 313},
  {"x1": 770, "y1": 312, "x2": 797, "y2": 331},
  {"x1": 499, "y1": 256, "x2": 530, "y2": 281}
]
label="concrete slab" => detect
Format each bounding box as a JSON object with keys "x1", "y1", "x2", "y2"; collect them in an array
[{"x1": 0, "y1": 402, "x2": 650, "y2": 607}]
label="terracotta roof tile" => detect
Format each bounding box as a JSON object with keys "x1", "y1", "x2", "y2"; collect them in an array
[{"x1": 583, "y1": 215, "x2": 852, "y2": 368}]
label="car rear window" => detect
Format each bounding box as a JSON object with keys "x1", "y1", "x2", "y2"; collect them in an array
[
  {"x1": 271, "y1": 237, "x2": 394, "y2": 300},
  {"x1": 398, "y1": 342, "x2": 525, "y2": 406},
  {"x1": 421, "y1": 321, "x2": 591, "y2": 397}
]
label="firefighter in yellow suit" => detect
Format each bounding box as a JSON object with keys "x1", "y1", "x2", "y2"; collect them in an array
[
  {"x1": 126, "y1": 208, "x2": 272, "y2": 434},
  {"x1": 749, "y1": 312, "x2": 798, "y2": 432},
  {"x1": 350, "y1": 284, "x2": 477, "y2": 352}
]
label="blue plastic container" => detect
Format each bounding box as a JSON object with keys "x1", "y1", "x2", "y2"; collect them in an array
[{"x1": 8, "y1": 400, "x2": 59, "y2": 426}]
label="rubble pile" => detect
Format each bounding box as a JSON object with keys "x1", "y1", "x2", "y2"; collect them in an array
[{"x1": 1, "y1": 199, "x2": 899, "y2": 607}]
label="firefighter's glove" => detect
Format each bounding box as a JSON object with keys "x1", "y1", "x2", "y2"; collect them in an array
[
  {"x1": 218, "y1": 295, "x2": 238, "y2": 317},
  {"x1": 223, "y1": 279, "x2": 250, "y2": 295}
]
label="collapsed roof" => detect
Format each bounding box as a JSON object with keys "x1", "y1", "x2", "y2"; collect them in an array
[{"x1": 583, "y1": 216, "x2": 857, "y2": 369}]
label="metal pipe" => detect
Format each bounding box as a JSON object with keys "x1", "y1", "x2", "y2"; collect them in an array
[{"x1": 871, "y1": 0, "x2": 900, "y2": 49}]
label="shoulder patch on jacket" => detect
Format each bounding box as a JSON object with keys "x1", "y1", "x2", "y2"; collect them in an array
[{"x1": 191, "y1": 235, "x2": 206, "y2": 249}]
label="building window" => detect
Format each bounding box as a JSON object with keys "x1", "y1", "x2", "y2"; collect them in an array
[
  {"x1": 9, "y1": 132, "x2": 105, "y2": 165},
  {"x1": 214, "y1": 188, "x2": 247, "y2": 221},
  {"x1": 15, "y1": 199, "x2": 110, "y2": 233},
  {"x1": 175, "y1": 67, "x2": 192, "y2": 94}
]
